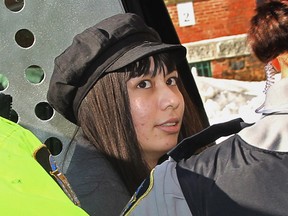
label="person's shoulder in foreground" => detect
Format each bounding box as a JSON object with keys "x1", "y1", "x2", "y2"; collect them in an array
[
  {"x1": 0, "y1": 116, "x2": 88, "y2": 216},
  {"x1": 121, "y1": 135, "x2": 246, "y2": 216}
]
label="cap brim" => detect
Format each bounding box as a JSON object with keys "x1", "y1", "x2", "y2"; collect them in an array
[{"x1": 106, "y1": 41, "x2": 186, "y2": 72}]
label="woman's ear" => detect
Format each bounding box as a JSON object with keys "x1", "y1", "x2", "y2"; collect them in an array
[
  {"x1": 272, "y1": 58, "x2": 281, "y2": 72},
  {"x1": 277, "y1": 53, "x2": 288, "y2": 78}
]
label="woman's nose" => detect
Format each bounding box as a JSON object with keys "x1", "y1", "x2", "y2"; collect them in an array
[{"x1": 158, "y1": 85, "x2": 182, "y2": 110}]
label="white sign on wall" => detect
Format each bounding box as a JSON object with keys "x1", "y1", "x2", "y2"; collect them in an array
[{"x1": 177, "y1": 2, "x2": 196, "y2": 27}]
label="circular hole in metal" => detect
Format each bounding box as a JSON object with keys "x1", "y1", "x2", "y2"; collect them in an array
[
  {"x1": 15, "y1": 29, "x2": 35, "y2": 48},
  {"x1": 10, "y1": 109, "x2": 19, "y2": 123},
  {"x1": 35, "y1": 102, "x2": 54, "y2": 121},
  {"x1": 0, "y1": 74, "x2": 9, "y2": 91},
  {"x1": 25, "y1": 65, "x2": 45, "y2": 84},
  {"x1": 4, "y1": 0, "x2": 24, "y2": 12},
  {"x1": 44, "y1": 137, "x2": 63, "y2": 156}
]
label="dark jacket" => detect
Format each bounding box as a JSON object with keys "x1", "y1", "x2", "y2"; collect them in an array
[{"x1": 63, "y1": 130, "x2": 131, "y2": 216}]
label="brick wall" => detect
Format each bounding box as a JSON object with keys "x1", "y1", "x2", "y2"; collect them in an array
[
  {"x1": 167, "y1": 0, "x2": 256, "y2": 43},
  {"x1": 211, "y1": 56, "x2": 265, "y2": 81}
]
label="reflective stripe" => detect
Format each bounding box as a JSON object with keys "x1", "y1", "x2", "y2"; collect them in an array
[{"x1": 121, "y1": 169, "x2": 155, "y2": 215}]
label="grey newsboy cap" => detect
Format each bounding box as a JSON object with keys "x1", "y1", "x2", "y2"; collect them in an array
[{"x1": 47, "y1": 13, "x2": 186, "y2": 125}]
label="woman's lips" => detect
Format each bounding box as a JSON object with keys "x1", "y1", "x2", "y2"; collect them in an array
[{"x1": 156, "y1": 118, "x2": 181, "y2": 133}]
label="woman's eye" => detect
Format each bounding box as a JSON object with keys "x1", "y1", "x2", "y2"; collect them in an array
[
  {"x1": 137, "y1": 80, "x2": 152, "y2": 89},
  {"x1": 166, "y1": 77, "x2": 178, "y2": 86}
]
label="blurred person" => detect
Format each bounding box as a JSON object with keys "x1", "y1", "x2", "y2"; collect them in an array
[
  {"x1": 47, "y1": 13, "x2": 206, "y2": 216},
  {"x1": 0, "y1": 93, "x2": 88, "y2": 216},
  {"x1": 122, "y1": 1, "x2": 288, "y2": 215}
]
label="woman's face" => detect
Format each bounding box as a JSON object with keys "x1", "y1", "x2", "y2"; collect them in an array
[{"x1": 127, "y1": 60, "x2": 185, "y2": 167}]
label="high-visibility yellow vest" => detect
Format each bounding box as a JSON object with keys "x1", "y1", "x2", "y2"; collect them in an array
[{"x1": 0, "y1": 117, "x2": 88, "y2": 216}]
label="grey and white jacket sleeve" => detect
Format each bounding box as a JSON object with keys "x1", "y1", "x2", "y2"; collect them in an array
[{"x1": 121, "y1": 158, "x2": 192, "y2": 216}]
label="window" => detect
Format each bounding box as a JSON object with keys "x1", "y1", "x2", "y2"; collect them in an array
[{"x1": 189, "y1": 61, "x2": 212, "y2": 77}]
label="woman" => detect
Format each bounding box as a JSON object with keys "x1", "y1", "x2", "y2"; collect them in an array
[{"x1": 47, "y1": 13, "x2": 206, "y2": 216}]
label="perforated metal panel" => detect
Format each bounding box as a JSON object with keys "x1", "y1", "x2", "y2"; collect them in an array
[{"x1": 1, "y1": 0, "x2": 125, "y2": 165}]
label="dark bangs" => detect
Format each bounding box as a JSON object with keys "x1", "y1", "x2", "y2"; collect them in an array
[{"x1": 125, "y1": 52, "x2": 176, "y2": 79}]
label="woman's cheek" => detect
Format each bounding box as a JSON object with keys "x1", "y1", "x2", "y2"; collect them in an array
[{"x1": 131, "y1": 97, "x2": 150, "y2": 116}]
